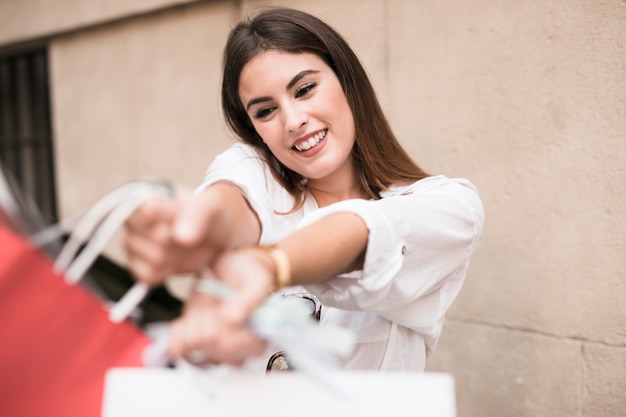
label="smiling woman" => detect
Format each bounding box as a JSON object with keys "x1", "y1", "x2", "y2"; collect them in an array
[{"x1": 124, "y1": 6, "x2": 485, "y2": 372}]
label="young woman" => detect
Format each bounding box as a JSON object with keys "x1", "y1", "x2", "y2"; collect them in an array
[{"x1": 125, "y1": 7, "x2": 484, "y2": 372}]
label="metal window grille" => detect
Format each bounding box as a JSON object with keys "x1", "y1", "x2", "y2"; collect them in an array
[{"x1": 0, "y1": 49, "x2": 57, "y2": 225}]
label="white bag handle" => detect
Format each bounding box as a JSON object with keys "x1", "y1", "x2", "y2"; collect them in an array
[{"x1": 32, "y1": 180, "x2": 173, "y2": 323}]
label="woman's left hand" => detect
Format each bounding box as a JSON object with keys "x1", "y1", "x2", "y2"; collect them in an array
[{"x1": 168, "y1": 247, "x2": 276, "y2": 366}]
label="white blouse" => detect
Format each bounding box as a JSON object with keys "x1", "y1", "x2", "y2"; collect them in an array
[{"x1": 200, "y1": 143, "x2": 484, "y2": 372}]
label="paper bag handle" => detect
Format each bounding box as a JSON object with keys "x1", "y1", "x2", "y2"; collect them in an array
[{"x1": 33, "y1": 180, "x2": 173, "y2": 323}]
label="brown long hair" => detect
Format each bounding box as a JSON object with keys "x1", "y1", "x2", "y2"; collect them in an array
[{"x1": 221, "y1": 7, "x2": 428, "y2": 208}]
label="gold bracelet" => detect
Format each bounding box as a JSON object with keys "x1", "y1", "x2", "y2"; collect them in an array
[{"x1": 262, "y1": 245, "x2": 291, "y2": 292}]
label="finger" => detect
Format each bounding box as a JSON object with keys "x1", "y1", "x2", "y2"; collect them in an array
[
  {"x1": 169, "y1": 292, "x2": 220, "y2": 359},
  {"x1": 183, "y1": 326, "x2": 266, "y2": 367},
  {"x1": 125, "y1": 197, "x2": 176, "y2": 231},
  {"x1": 169, "y1": 314, "x2": 214, "y2": 362},
  {"x1": 126, "y1": 253, "x2": 168, "y2": 285},
  {"x1": 213, "y1": 249, "x2": 273, "y2": 324},
  {"x1": 221, "y1": 278, "x2": 272, "y2": 326},
  {"x1": 214, "y1": 327, "x2": 267, "y2": 365},
  {"x1": 169, "y1": 297, "x2": 266, "y2": 367},
  {"x1": 125, "y1": 227, "x2": 176, "y2": 284},
  {"x1": 125, "y1": 221, "x2": 173, "y2": 259},
  {"x1": 172, "y1": 190, "x2": 217, "y2": 247}
]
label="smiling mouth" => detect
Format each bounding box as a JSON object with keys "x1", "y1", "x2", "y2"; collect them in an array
[{"x1": 293, "y1": 129, "x2": 327, "y2": 152}]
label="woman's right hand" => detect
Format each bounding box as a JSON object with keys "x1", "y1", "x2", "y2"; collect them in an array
[
  {"x1": 124, "y1": 183, "x2": 261, "y2": 286},
  {"x1": 124, "y1": 195, "x2": 190, "y2": 286}
]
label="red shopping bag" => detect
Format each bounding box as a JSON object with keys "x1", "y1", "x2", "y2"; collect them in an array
[{"x1": 0, "y1": 224, "x2": 151, "y2": 417}]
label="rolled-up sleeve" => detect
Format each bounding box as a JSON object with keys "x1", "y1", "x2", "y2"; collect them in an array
[{"x1": 302, "y1": 177, "x2": 484, "y2": 334}]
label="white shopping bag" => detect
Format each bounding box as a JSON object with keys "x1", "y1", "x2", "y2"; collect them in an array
[{"x1": 102, "y1": 367, "x2": 457, "y2": 417}]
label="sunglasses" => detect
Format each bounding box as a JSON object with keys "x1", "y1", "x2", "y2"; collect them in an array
[{"x1": 265, "y1": 292, "x2": 321, "y2": 372}]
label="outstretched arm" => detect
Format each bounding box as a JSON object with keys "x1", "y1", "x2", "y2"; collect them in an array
[
  {"x1": 275, "y1": 211, "x2": 368, "y2": 285},
  {"x1": 168, "y1": 211, "x2": 369, "y2": 365}
]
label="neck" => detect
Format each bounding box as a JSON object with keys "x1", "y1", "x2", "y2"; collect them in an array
[
  {"x1": 305, "y1": 157, "x2": 369, "y2": 207},
  {"x1": 307, "y1": 177, "x2": 368, "y2": 207}
]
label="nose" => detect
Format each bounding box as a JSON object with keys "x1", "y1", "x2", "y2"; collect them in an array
[{"x1": 283, "y1": 102, "x2": 307, "y2": 133}]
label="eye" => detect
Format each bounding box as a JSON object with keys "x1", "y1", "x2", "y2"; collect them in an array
[
  {"x1": 254, "y1": 107, "x2": 275, "y2": 120},
  {"x1": 295, "y1": 82, "x2": 317, "y2": 98}
]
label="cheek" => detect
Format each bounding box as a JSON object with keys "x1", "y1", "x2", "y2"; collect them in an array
[
  {"x1": 330, "y1": 93, "x2": 354, "y2": 134},
  {"x1": 339, "y1": 104, "x2": 356, "y2": 139},
  {"x1": 254, "y1": 125, "x2": 284, "y2": 153},
  {"x1": 250, "y1": 122, "x2": 272, "y2": 143}
]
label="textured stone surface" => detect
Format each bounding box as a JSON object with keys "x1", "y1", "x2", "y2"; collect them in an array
[
  {"x1": 582, "y1": 343, "x2": 626, "y2": 417},
  {"x1": 50, "y1": 1, "x2": 234, "y2": 217},
  {"x1": 427, "y1": 320, "x2": 583, "y2": 417},
  {"x1": 0, "y1": 0, "x2": 199, "y2": 45}
]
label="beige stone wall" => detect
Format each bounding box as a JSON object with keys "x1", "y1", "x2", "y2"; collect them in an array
[
  {"x1": 1, "y1": 0, "x2": 625, "y2": 416},
  {"x1": 0, "y1": 0, "x2": 200, "y2": 46},
  {"x1": 49, "y1": 1, "x2": 236, "y2": 215}
]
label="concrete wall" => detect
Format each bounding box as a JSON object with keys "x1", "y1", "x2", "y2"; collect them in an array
[
  {"x1": 1, "y1": 0, "x2": 624, "y2": 416},
  {"x1": 0, "y1": 0, "x2": 199, "y2": 46},
  {"x1": 49, "y1": 1, "x2": 235, "y2": 214}
]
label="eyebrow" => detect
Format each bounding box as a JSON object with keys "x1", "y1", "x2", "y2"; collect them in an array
[{"x1": 245, "y1": 69, "x2": 320, "y2": 111}]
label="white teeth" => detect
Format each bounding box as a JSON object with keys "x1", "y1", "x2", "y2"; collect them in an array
[{"x1": 295, "y1": 130, "x2": 327, "y2": 152}]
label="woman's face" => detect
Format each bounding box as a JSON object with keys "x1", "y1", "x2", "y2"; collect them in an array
[{"x1": 238, "y1": 51, "x2": 356, "y2": 184}]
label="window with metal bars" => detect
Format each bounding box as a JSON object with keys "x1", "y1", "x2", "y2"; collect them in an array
[{"x1": 0, "y1": 48, "x2": 57, "y2": 225}]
